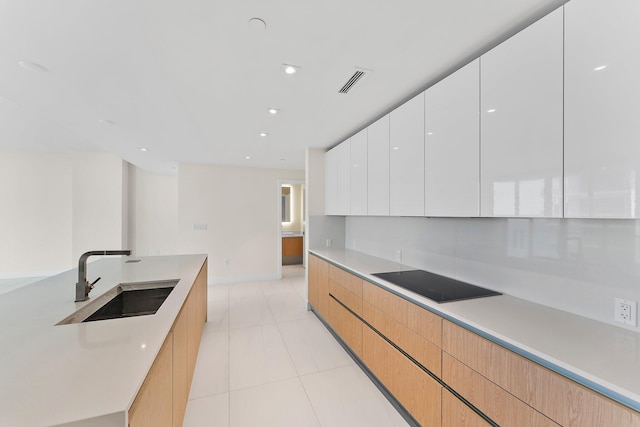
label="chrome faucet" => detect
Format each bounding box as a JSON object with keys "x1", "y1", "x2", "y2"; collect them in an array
[{"x1": 75, "y1": 250, "x2": 131, "y2": 302}]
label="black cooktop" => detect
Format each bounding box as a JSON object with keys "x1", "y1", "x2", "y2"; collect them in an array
[{"x1": 372, "y1": 270, "x2": 501, "y2": 303}]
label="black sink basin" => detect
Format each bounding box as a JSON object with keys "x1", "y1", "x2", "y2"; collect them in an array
[
  {"x1": 56, "y1": 279, "x2": 180, "y2": 325},
  {"x1": 83, "y1": 286, "x2": 175, "y2": 322}
]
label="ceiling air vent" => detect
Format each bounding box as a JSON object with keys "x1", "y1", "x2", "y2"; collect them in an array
[{"x1": 339, "y1": 68, "x2": 368, "y2": 94}]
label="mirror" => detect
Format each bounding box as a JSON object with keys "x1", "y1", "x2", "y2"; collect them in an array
[{"x1": 281, "y1": 186, "x2": 291, "y2": 223}]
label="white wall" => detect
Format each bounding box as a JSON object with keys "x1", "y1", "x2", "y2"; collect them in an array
[
  {"x1": 0, "y1": 149, "x2": 127, "y2": 279},
  {"x1": 0, "y1": 150, "x2": 72, "y2": 276},
  {"x1": 178, "y1": 163, "x2": 304, "y2": 284},
  {"x1": 127, "y1": 164, "x2": 178, "y2": 257},
  {"x1": 71, "y1": 152, "x2": 126, "y2": 261},
  {"x1": 345, "y1": 216, "x2": 640, "y2": 332},
  {"x1": 305, "y1": 147, "x2": 346, "y2": 252}
]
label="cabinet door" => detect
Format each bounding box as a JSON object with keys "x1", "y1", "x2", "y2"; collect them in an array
[
  {"x1": 367, "y1": 115, "x2": 390, "y2": 216},
  {"x1": 337, "y1": 140, "x2": 351, "y2": 215},
  {"x1": 425, "y1": 59, "x2": 480, "y2": 217},
  {"x1": 390, "y1": 93, "x2": 425, "y2": 216},
  {"x1": 480, "y1": 8, "x2": 563, "y2": 217},
  {"x1": 307, "y1": 254, "x2": 319, "y2": 309},
  {"x1": 564, "y1": 0, "x2": 640, "y2": 218},
  {"x1": 128, "y1": 334, "x2": 173, "y2": 427},
  {"x1": 328, "y1": 296, "x2": 363, "y2": 358},
  {"x1": 350, "y1": 129, "x2": 368, "y2": 215},
  {"x1": 309, "y1": 255, "x2": 330, "y2": 319},
  {"x1": 172, "y1": 306, "x2": 189, "y2": 427},
  {"x1": 325, "y1": 147, "x2": 339, "y2": 215},
  {"x1": 363, "y1": 326, "x2": 441, "y2": 426}
]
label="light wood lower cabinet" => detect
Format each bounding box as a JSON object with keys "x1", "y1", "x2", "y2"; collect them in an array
[
  {"x1": 129, "y1": 259, "x2": 208, "y2": 427},
  {"x1": 442, "y1": 353, "x2": 559, "y2": 427},
  {"x1": 362, "y1": 281, "x2": 442, "y2": 377},
  {"x1": 328, "y1": 296, "x2": 363, "y2": 358},
  {"x1": 310, "y1": 256, "x2": 640, "y2": 427},
  {"x1": 308, "y1": 254, "x2": 329, "y2": 319},
  {"x1": 282, "y1": 236, "x2": 303, "y2": 256},
  {"x1": 172, "y1": 305, "x2": 189, "y2": 427},
  {"x1": 129, "y1": 333, "x2": 173, "y2": 427},
  {"x1": 363, "y1": 326, "x2": 442, "y2": 426},
  {"x1": 443, "y1": 320, "x2": 640, "y2": 427},
  {"x1": 441, "y1": 389, "x2": 491, "y2": 427}
]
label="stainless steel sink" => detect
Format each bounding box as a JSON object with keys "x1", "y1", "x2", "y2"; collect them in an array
[{"x1": 56, "y1": 279, "x2": 179, "y2": 325}]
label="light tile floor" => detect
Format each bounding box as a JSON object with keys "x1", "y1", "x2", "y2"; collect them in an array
[{"x1": 183, "y1": 265, "x2": 410, "y2": 427}]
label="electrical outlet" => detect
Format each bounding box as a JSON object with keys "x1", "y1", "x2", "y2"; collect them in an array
[
  {"x1": 224, "y1": 259, "x2": 230, "y2": 267},
  {"x1": 614, "y1": 298, "x2": 637, "y2": 326},
  {"x1": 395, "y1": 250, "x2": 402, "y2": 262},
  {"x1": 325, "y1": 238, "x2": 332, "y2": 248}
]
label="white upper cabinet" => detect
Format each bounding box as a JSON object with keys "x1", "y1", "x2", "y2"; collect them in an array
[
  {"x1": 425, "y1": 59, "x2": 480, "y2": 217},
  {"x1": 480, "y1": 8, "x2": 564, "y2": 218},
  {"x1": 564, "y1": 0, "x2": 640, "y2": 218},
  {"x1": 337, "y1": 139, "x2": 351, "y2": 215},
  {"x1": 325, "y1": 146, "x2": 339, "y2": 215},
  {"x1": 390, "y1": 93, "x2": 425, "y2": 216},
  {"x1": 367, "y1": 115, "x2": 390, "y2": 216},
  {"x1": 350, "y1": 129, "x2": 368, "y2": 215}
]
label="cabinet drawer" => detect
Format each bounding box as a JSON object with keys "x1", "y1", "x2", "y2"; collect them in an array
[
  {"x1": 363, "y1": 301, "x2": 441, "y2": 377},
  {"x1": 442, "y1": 389, "x2": 492, "y2": 427},
  {"x1": 330, "y1": 278, "x2": 362, "y2": 316},
  {"x1": 443, "y1": 353, "x2": 559, "y2": 427},
  {"x1": 329, "y1": 264, "x2": 363, "y2": 298},
  {"x1": 363, "y1": 326, "x2": 441, "y2": 427},
  {"x1": 328, "y1": 296, "x2": 363, "y2": 358},
  {"x1": 443, "y1": 321, "x2": 640, "y2": 427},
  {"x1": 363, "y1": 280, "x2": 441, "y2": 348}
]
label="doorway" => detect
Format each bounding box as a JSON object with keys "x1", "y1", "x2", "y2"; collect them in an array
[{"x1": 278, "y1": 180, "x2": 305, "y2": 273}]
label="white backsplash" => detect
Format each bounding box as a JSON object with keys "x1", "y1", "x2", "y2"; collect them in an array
[{"x1": 346, "y1": 216, "x2": 640, "y2": 331}]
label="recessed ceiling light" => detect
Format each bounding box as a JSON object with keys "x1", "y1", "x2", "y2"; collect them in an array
[
  {"x1": 98, "y1": 119, "x2": 115, "y2": 125},
  {"x1": 487, "y1": 109, "x2": 496, "y2": 113},
  {"x1": 18, "y1": 60, "x2": 48, "y2": 73},
  {"x1": 393, "y1": 146, "x2": 399, "y2": 150},
  {"x1": 139, "y1": 148, "x2": 149, "y2": 152},
  {"x1": 259, "y1": 132, "x2": 268, "y2": 137},
  {"x1": 248, "y1": 18, "x2": 266, "y2": 31},
  {"x1": 282, "y1": 64, "x2": 300, "y2": 75},
  {"x1": 427, "y1": 132, "x2": 433, "y2": 135},
  {"x1": 594, "y1": 65, "x2": 607, "y2": 71},
  {"x1": 245, "y1": 156, "x2": 251, "y2": 159},
  {"x1": 268, "y1": 108, "x2": 279, "y2": 115}
]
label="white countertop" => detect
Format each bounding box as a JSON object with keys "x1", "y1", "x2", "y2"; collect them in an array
[
  {"x1": 0, "y1": 254, "x2": 207, "y2": 427},
  {"x1": 282, "y1": 232, "x2": 304, "y2": 237},
  {"x1": 311, "y1": 248, "x2": 640, "y2": 411}
]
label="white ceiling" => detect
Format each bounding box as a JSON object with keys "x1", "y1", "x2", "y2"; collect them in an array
[{"x1": 0, "y1": 0, "x2": 566, "y2": 175}]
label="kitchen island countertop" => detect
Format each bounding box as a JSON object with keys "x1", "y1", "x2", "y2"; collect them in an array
[{"x1": 0, "y1": 254, "x2": 207, "y2": 427}]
